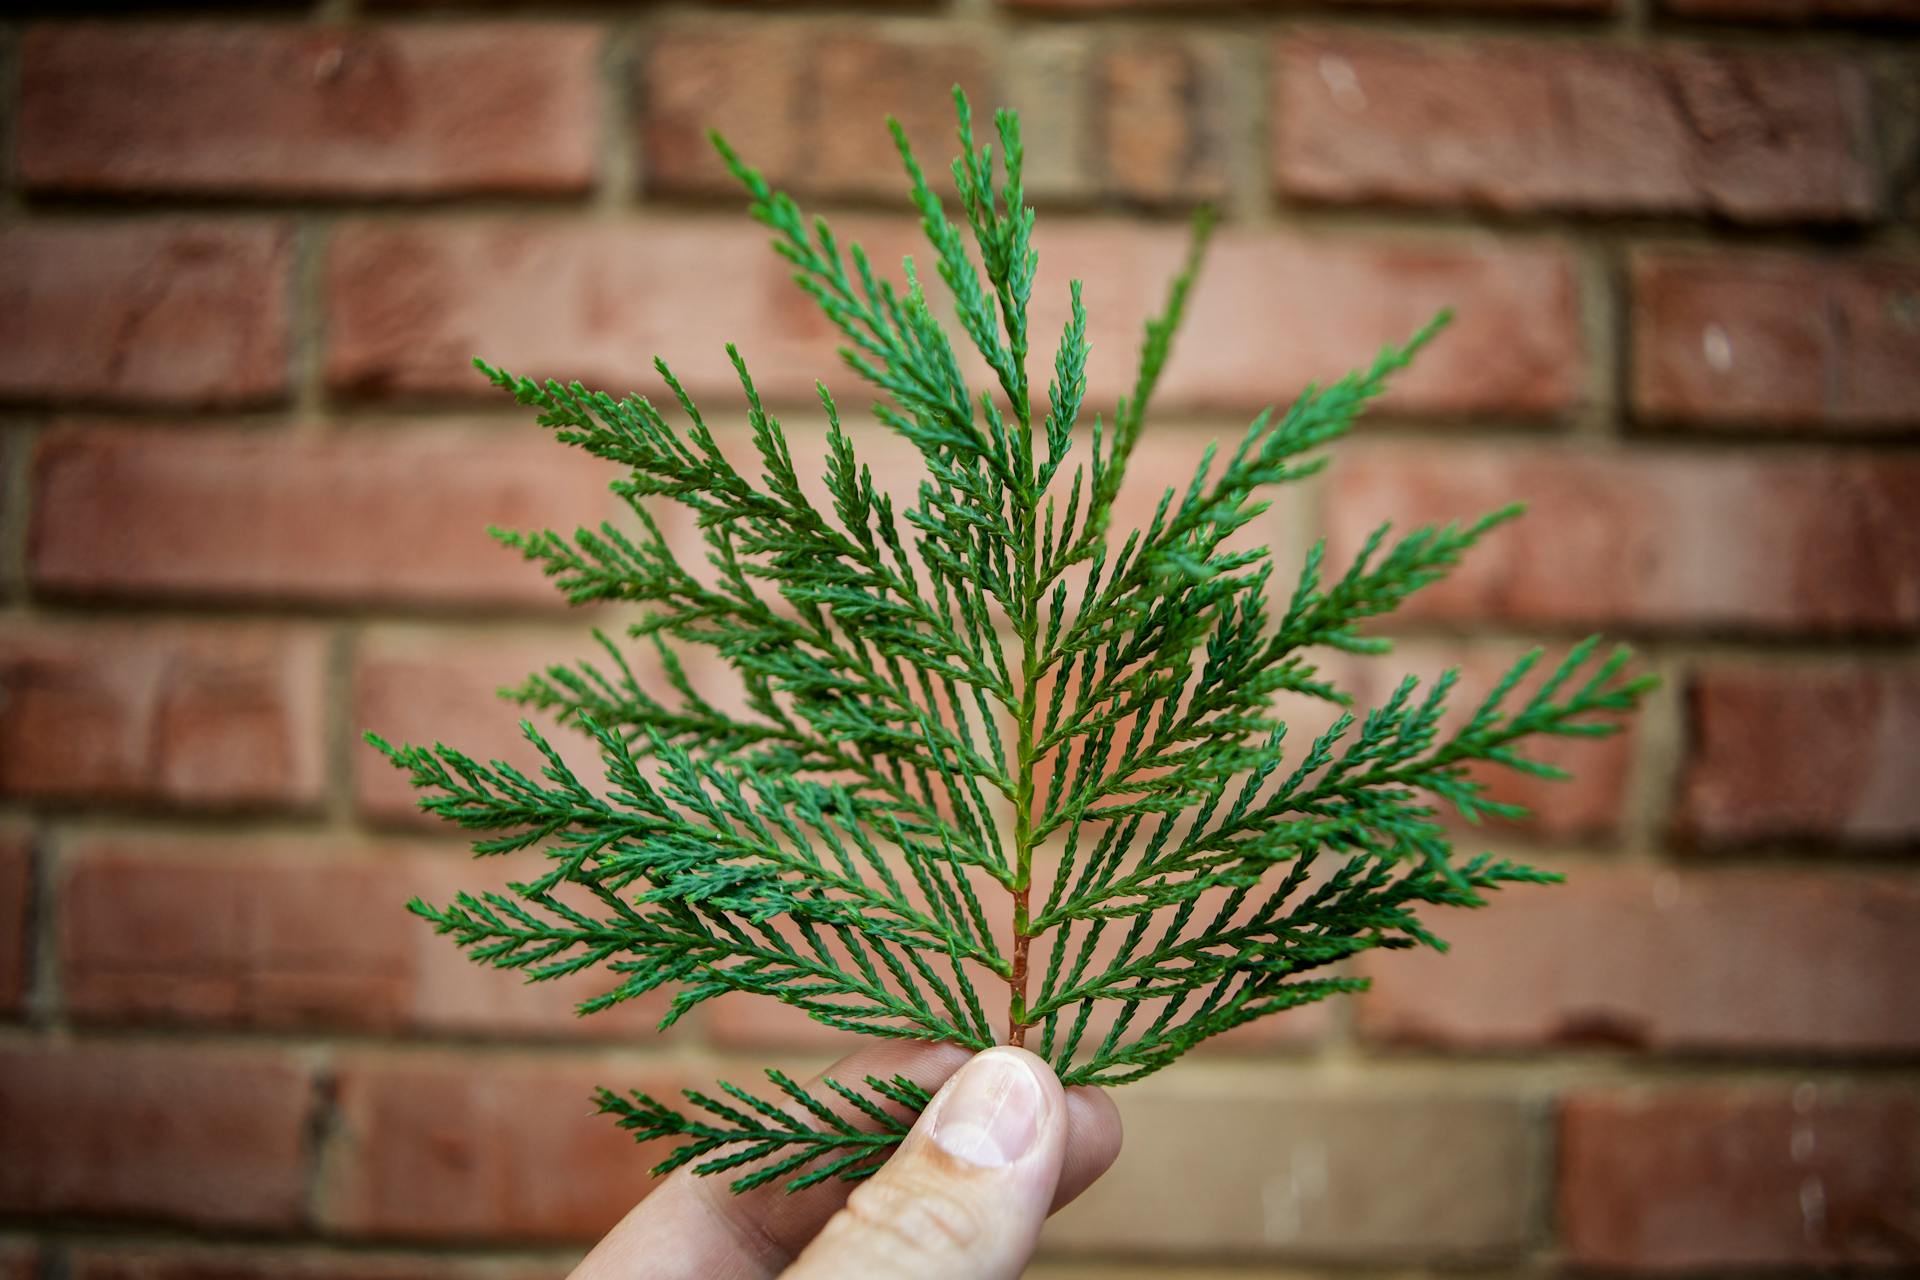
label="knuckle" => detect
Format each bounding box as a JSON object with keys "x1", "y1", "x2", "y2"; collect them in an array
[{"x1": 836, "y1": 1168, "x2": 990, "y2": 1256}]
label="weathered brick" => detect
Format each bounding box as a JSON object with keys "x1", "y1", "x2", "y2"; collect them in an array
[
  {"x1": 1324, "y1": 444, "x2": 1920, "y2": 634},
  {"x1": 641, "y1": 25, "x2": 989, "y2": 199},
  {"x1": 1560, "y1": 1087, "x2": 1920, "y2": 1271},
  {"x1": 0, "y1": 836, "x2": 32, "y2": 1016},
  {"x1": 1032, "y1": 225, "x2": 1583, "y2": 418},
  {"x1": 0, "y1": 622, "x2": 325, "y2": 811},
  {"x1": 0, "y1": 1040, "x2": 313, "y2": 1228},
  {"x1": 18, "y1": 24, "x2": 598, "y2": 196},
  {"x1": 1001, "y1": 33, "x2": 1099, "y2": 201},
  {"x1": 1678, "y1": 663, "x2": 1920, "y2": 849},
  {"x1": 1046, "y1": 1079, "x2": 1541, "y2": 1259},
  {"x1": 1275, "y1": 35, "x2": 1876, "y2": 221},
  {"x1": 353, "y1": 628, "x2": 637, "y2": 828},
  {"x1": 1360, "y1": 866, "x2": 1920, "y2": 1054},
  {"x1": 1322, "y1": 641, "x2": 1638, "y2": 841},
  {"x1": 69, "y1": 1245, "x2": 554, "y2": 1280},
  {"x1": 326, "y1": 216, "x2": 1580, "y2": 418},
  {"x1": 59, "y1": 837, "x2": 669, "y2": 1040},
  {"x1": 29, "y1": 425, "x2": 614, "y2": 609},
  {"x1": 0, "y1": 223, "x2": 290, "y2": 408},
  {"x1": 1100, "y1": 40, "x2": 1228, "y2": 203},
  {"x1": 1632, "y1": 250, "x2": 1920, "y2": 431},
  {"x1": 1660, "y1": 0, "x2": 1920, "y2": 19},
  {"x1": 318, "y1": 1051, "x2": 677, "y2": 1241}
]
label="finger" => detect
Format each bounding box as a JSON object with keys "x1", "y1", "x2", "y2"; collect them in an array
[
  {"x1": 570, "y1": 1040, "x2": 973, "y2": 1280},
  {"x1": 1057, "y1": 1082, "x2": 1124, "y2": 1209},
  {"x1": 780, "y1": 1046, "x2": 1069, "y2": 1280}
]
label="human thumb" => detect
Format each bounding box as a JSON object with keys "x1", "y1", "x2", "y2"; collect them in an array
[{"x1": 780, "y1": 1046, "x2": 1067, "y2": 1280}]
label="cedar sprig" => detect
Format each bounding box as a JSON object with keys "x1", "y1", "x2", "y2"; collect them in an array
[{"x1": 371, "y1": 88, "x2": 1655, "y2": 1193}]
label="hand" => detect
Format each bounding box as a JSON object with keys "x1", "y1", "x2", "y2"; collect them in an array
[{"x1": 571, "y1": 1041, "x2": 1124, "y2": 1280}]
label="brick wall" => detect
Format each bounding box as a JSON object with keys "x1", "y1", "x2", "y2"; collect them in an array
[{"x1": 1, "y1": 1, "x2": 1916, "y2": 1276}]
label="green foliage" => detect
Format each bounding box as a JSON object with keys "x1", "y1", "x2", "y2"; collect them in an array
[{"x1": 370, "y1": 90, "x2": 1654, "y2": 1194}]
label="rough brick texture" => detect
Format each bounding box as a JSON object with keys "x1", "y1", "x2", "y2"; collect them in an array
[
  {"x1": 1359, "y1": 866, "x2": 1920, "y2": 1053},
  {"x1": 0, "y1": 1041, "x2": 314, "y2": 1229},
  {"x1": 641, "y1": 25, "x2": 990, "y2": 199},
  {"x1": 1276, "y1": 35, "x2": 1877, "y2": 221},
  {"x1": 0, "y1": 835, "x2": 32, "y2": 1015},
  {"x1": 59, "y1": 837, "x2": 668, "y2": 1039},
  {"x1": 1678, "y1": 663, "x2": 1920, "y2": 849},
  {"x1": 30, "y1": 426, "x2": 614, "y2": 609},
  {"x1": 0, "y1": 222, "x2": 290, "y2": 408},
  {"x1": 1326, "y1": 444, "x2": 1920, "y2": 634},
  {"x1": 7, "y1": 0, "x2": 1920, "y2": 1270},
  {"x1": 1047, "y1": 1083, "x2": 1542, "y2": 1258},
  {"x1": 1560, "y1": 1088, "x2": 1920, "y2": 1271},
  {"x1": 18, "y1": 24, "x2": 600, "y2": 197},
  {"x1": 1632, "y1": 250, "x2": 1920, "y2": 431},
  {"x1": 318, "y1": 1052, "x2": 675, "y2": 1241},
  {"x1": 327, "y1": 216, "x2": 1581, "y2": 417},
  {"x1": 0, "y1": 623, "x2": 325, "y2": 811}
]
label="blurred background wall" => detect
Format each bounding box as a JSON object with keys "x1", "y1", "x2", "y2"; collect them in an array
[{"x1": 1, "y1": 0, "x2": 1917, "y2": 1276}]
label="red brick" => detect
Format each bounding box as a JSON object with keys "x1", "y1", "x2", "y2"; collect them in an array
[
  {"x1": 18, "y1": 24, "x2": 598, "y2": 197},
  {"x1": 326, "y1": 215, "x2": 1580, "y2": 419},
  {"x1": 1678, "y1": 664, "x2": 1920, "y2": 849},
  {"x1": 1360, "y1": 866, "x2": 1920, "y2": 1054},
  {"x1": 1632, "y1": 251, "x2": 1920, "y2": 431},
  {"x1": 0, "y1": 836, "x2": 32, "y2": 1016},
  {"x1": 641, "y1": 25, "x2": 989, "y2": 199},
  {"x1": 353, "y1": 628, "x2": 636, "y2": 828},
  {"x1": 1048, "y1": 1082, "x2": 1541, "y2": 1257},
  {"x1": 1660, "y1": 0, "x2": 1920, "y2": 19},
  {"x1": 1324, "y1": 444, "x2": 1920, "y2": 634},
  {"x1": 0, "y1": 1243, "x2": 40, "y2": 1280},
  {"x1": 69, "y1": 1245, "x2": 553, "y2": 1280},
  {"x1": 1560, "y1": 1087, "x2": 1920, "y2": 1270},
  {"x1": 59, "y1": 837, "x2": 669, "y2": 1040},
  {"x1": 0, "y1": 222, "x2": 289, "y2": 408},
  {"x1": 1275, "y1": 35, "x2": 1876, "y2": 222},
  {"x1": 1321, "y1": 641, "x2": 1638, "y2": 841},
  {"x1": 0, "y1": 622, "x2": 325, "y2": 811},
  {"x1": 1100, "y1": 41, "x2": 1228, "y2": 203},
  {"x1": 326, "y1": 218, "x2": 834, "y2": 404},
  {"x1": 0, "y1": 1040, "x2": 314, "y2": 1229},
  {"x1": 318, "y1": 1051, "x2": 676, "y2": 1241},
  {"x1": 1033, "y1": 224, "x2": 1583, "y2": 418},
  {"x1": 29, "y1": 425, "x2": 614, "y2": 609}
]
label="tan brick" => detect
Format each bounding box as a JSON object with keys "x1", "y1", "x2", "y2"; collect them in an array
[
  {"x1": 18, "y1": 24, "x2": 598, "y2": 196},
  {"x1": 1360, "y1": 866, "x2": 1920, "y2": 1054},
  {"x1": 1560, "y1": 1087, "x2": 1920, "y2": 1270},
  {"x1": 1632, "y1": 250, "x2": 1920, "y2": 431},
  {"x1": 1324, "y1": 444, "x2": 1920, "y2": 634},
  {"x1": 0, "y1": 1040, "x2": 314, "y2": 1229},
  {"x1": 0, "y1": 222, "x2": 289, "y2": 408},
  {"x1": 29, "y1": 425, "x2": 614, "y2": 609},
  {"x1": 1276, "y1": 35, "x2": 1876, "y2": 222},
  {"x1": 1046, "y1": 1078, "x2": 1542, "y2": 1259},
  {"x1": 0, "y1": 622, "x2": 325, "y2": 811},
  {"x1": 1678, "y1": 663, "x2": 1920, "y2": 849},
  {"x1": 318, "y1": 1051, "x2": 679, "y2": 1241}
]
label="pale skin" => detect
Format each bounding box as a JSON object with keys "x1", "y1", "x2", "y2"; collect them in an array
[{"x1": 571, "y1": 1042, "x2": 1124, "y2": 1280}]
